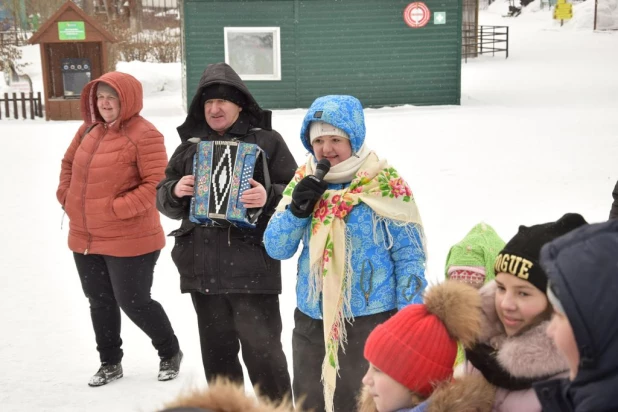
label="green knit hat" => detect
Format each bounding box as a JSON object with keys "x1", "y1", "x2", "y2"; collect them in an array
[{"x1": 445, "y1": 223, "x2": 506, "y2": 283}]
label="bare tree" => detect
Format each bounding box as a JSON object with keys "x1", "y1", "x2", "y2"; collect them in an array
[
  {"x1": 24, "y1": 0, "x2": 67, "y2": 21},
  {"x1": 3, "y1": 0, "x2": 23, "y2": 29},
  {"x1": 0, "y1": 39, "x2": 25, "y2": 74},
  {"x1": 81, "y1": 0, "x2": 93, "y2": 15},
  {"x1": 128, "y1": 0, "x2": 143, "y2": 33},
  {"x1": 102, "y1": 0, "x2": 117, "y2": 21}
]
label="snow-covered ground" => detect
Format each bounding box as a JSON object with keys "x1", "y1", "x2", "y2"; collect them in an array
[{"x1": 1, "y1": 4, "x2": 617, "y2": 411}]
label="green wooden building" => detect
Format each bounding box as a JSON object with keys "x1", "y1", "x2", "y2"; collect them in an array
[{"x1": 180, "y1": 0, "x2": 462, "y2": 109}]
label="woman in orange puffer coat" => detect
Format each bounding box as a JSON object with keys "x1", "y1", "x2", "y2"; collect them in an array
[{"x1": 56, "y1": 71, "x2": 181, "y2": 387}]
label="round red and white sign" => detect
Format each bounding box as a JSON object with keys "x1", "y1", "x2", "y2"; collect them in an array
[{"x1": 403, "y1": 2, "x2": 431, "y2": 28}]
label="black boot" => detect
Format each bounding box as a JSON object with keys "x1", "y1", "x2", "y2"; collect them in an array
[
  {"x1": 158, "y1": 350, "x2": 183, "y2": 381},
  {"x1": 88, "y1": 363, "x2": 123, "y2": 387}
]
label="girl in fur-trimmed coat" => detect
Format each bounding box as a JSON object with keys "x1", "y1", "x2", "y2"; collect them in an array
[
  {"x1": 461, "y1": 213, "x2": 587, "y2": 412},
  {"x1": 358, "y1": 281, "x2": 495, "y2": 412}
]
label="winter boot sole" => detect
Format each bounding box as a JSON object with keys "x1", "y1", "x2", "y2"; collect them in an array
[
  {"x1": 158, "y1": 351, "x2": 183, "y2": 382},
  {"x1": 88, "y1": 372, "x2": 123, "y2": 387}
]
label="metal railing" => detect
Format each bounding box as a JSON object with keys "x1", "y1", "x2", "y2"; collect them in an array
[
  {"x1": 462, "y1": 25, "x2": 509, "y2": 62},
  {"x1": 142, "y1": 0, "x2": 178, "y2": 13}
]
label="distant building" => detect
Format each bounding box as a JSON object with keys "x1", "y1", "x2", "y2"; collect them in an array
[{"x1": 180, "y1": 0, "x2": 463, "y2": 108}]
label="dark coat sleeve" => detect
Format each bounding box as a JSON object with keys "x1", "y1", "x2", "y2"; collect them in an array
[
  {"x1": 610, "y1": 180, "x2": 618, "y2": 220},
  {"x1": 262, "y1": 130, "x2": 298, "y2": 217},
  {"x1": 466, "y1": 344, "x2": 550, "y2": 391},
  {"x1": 156, "y1": 142, "x2": 196, "y2": 220}
]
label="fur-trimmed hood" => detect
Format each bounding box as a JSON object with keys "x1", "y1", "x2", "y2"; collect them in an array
[
  {"x1": 159, "y1": 379, "x2": 298, "y2": 412},
  {"x1": 474, "y1": 281, "x2": 568, "y2": 380},
  {"x1": 357, "y1": 374, "x2": 496, "y2": 412}
]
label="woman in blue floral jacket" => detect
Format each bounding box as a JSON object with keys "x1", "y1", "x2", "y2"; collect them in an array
[{"x1": 263, "y1": 95, "x2": 427, "y2": 412}]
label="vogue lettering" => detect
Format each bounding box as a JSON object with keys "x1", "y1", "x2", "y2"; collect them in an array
[{"x1": 494, "y1": 253, "x2": 533, "y2": 279}]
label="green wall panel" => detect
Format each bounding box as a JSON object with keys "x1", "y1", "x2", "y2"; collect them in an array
[
  {"x1": 184, "y1": 0, "x2": 297, "y2": 109},
  {"x1": 183, "y1": 0, "x2": 461, "y2": 109}
]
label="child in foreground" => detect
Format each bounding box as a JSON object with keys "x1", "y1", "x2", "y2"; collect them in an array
[
  {"x1": 359, "y1": 281, "x2": 494, "y2": 412},
  {"x1": 535, "y1": 219, "x2": 618, "y2": 412}
]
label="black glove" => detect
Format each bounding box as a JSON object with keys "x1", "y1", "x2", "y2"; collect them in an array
[
  {"x1": 289, "y1": 175, "x2": 328, "y2": 218},
  {"x1": 465, "y1": 344, "x2": 539, "y2": 390}
]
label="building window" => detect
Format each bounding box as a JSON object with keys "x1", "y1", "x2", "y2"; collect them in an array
[{"x1": 224, "y1": 27, "x2": 281, "y2": 81}]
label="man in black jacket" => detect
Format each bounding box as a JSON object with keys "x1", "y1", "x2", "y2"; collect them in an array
[{"x1": 156, "y1": 63, "x2": 295, "y2": 402}]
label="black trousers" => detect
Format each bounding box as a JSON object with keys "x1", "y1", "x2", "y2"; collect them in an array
[
  {"x1": 191, "y1": 292, "x2": 292, "y2": 402},
  {"x1": 74, "y1": 251, "x2": 179, "y2": 364},
  {"x1": 292, "y1": 308, "x2": 397, "y2": 412}
]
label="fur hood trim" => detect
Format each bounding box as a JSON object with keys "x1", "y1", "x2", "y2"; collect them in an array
[
  {"x1": 477, "y1": 281, "x2": 505, "y2": 342},
  {"x1": 495, "y1": 319, "x2": 568, "y2": 379},
  {"x1": 357, "y1": 375, "x2": 495, "y2": 412},
  {"x1": 357, "y1": 386, "x2": 378, "y2": 412},
  {"x1": 427, "y1": 375, "x2": 495, "y2": 412},
  {"x1": 477, "y1": 281, "x2": 568, "y2": 379},
  {"x1": 159, "y1": 379, "x2": 297, "y2": 412}
]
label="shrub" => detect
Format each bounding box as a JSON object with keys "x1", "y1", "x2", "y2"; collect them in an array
[{"x1": 101, "y1": 17, "x2": 180, "y2": 68}]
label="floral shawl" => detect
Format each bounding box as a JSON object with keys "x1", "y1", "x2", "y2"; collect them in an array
[{"x1": 277, "y1": 151, "x2": 425, "y2": 412}]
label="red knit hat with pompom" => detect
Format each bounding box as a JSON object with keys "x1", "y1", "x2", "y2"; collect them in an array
[{"x1": 364, "y1": 281, "x2": 482, "y2": 397}]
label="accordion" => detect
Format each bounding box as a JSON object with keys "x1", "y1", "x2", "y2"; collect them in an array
[{"x1": 189, "y1": 140, "x2": 270, "y2": 228}]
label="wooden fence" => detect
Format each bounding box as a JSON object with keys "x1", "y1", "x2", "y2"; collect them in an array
[{"x1": 0, "y1": 92, "x2": 44, "y2": 120}]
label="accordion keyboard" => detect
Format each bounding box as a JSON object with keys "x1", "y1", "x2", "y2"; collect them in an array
[{"x1": 190, "y1": 140, "x2": 268, "y2": 228}]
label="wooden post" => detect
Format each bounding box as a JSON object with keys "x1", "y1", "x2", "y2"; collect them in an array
[
  {"x1": 506, "y1": 26, "x2": 509, "y2": 59},
  {"x1": 37, "y1": 92, "x2": 43, "y2": 118},
  {"x1": 29, "y1": 92, "x2": 35, "y2": 119},
  {"x1": 12, "y1": 93, "x2": 18, "y2": 119},
  {"x1": 4, "y1": 93, "x2": 9, "y2": 117},
  {"x1": 594, "y1": 0, "x2": 598, "y2": 30},
  {"x1": 21, "y1": 92, "x2": 27, "y2": 119}
]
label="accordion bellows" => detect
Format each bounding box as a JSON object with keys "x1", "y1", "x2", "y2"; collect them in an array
[{"x1": 190, "y1": 140, "x2": 270, "y2": 228}]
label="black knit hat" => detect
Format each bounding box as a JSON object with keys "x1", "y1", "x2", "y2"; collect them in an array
[
  {"x1": 200, "y1": 83, "x2": 247, "y2": 109},
  {"x1": 494, "y1": 213, "x2": 587, "y2": 292}
]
